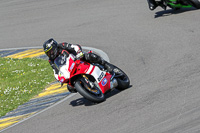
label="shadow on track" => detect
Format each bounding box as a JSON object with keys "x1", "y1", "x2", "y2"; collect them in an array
[
  {"x1": 155, "y1": 7, "x2": 199, "y2": 18},
  {"x1": 69, "y1": 89, "x2": 121, "y2": 106},
  {"x1": 70, "y1": 85, "x2": 132, "y2": 107}
]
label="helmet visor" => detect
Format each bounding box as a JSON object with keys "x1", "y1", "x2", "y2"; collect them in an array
[{"x1": 45, "y1": 47, "x2": 57, "y2": 59}]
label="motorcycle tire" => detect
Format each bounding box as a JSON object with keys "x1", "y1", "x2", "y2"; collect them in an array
[
  {"x1": 75, "y1": 78, "x2": 105, "y2": 103},
  {"x1": 110, "y1": 64, "x2": 130, "y2": 90},
  {"x1": 190, "y1": 0, "x2": 200, "y2": 8}
]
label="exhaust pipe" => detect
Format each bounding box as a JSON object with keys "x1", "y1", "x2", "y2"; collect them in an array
[{"x1": 110, "y1": 78, "x2": 118, "y2": 89}]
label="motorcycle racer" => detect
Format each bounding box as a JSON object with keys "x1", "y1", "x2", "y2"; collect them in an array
[{"x1": 43, "y1": 38, "x2": 113, "y2": 92}]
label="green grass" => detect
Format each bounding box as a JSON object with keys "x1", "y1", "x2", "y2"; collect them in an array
[{"x1": 0, "y1": 57, "x2": 55, "y2": 118}]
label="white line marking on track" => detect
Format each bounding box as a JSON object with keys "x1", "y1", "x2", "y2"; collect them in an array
[{"x1": 0, "y1": 93, "x2": 76, "y2": 133}]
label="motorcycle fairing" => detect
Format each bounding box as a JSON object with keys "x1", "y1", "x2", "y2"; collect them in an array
[
  {"x1": 55, "y1": 54, "x2": 112, "y2": 94},
  {"x1": 76, "y1": 63, "x2": 112, "y2": 93},
  {"x1": 89, "y1": 66, "x2": 112, "y2": 93},
  {"x1": 98, "y1": 75, "x2": 112, "y2": 93},
  {"x1": 166, "y1": 0, "x2": 192, "y2": 8}
]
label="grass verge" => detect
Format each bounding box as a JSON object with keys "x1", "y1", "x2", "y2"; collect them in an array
[{"x1": 0, "y1": 57, "x2": 55, "y2": 118}]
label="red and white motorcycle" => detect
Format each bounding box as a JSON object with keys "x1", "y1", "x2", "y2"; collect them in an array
[{"x1": 54, "y1": 51, "x2": 130, "y2": 103}]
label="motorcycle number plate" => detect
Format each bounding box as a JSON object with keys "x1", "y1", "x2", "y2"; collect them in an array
[
  {"x1": 91, "y1": 67, "x2": 106, "y2": 83},
  {"x1": 97, "y1": 72, "x2": 105, "y2": 82}
]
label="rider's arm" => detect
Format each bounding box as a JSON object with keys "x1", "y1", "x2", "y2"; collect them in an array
[
  {"x1": 49, "y1": 60, "x2": 59, "y2": 80},
  {"x1": 49, "y1": 59, "x2": 70, "y2": 84},
  {"x1": 58, "y1": 42, "x2": 82, "y2": 55}
]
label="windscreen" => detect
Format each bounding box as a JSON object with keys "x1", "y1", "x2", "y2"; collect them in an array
[{"x1": 54, "y1": 55, "x2": 67, "y2": 70}]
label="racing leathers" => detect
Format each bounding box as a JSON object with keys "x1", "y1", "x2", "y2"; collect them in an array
[{"x1": 48, "y1": 42, "x2": 112, "y2": 84}]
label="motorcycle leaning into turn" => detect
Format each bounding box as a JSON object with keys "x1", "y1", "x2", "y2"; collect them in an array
[{"x1": 54, "y1": 51, "x2": 130, "y2": 103}]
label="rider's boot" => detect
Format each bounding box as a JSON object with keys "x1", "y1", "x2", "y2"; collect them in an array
[
  {"x1": 102, "y1": 60, "x2": 114, "y2": 73},
  {"x1": 84, "y1": 53, "x2": 114, "y2": 73},
  {"x1": 67, "y1": 84, "x2": 77, "y2": 93}
]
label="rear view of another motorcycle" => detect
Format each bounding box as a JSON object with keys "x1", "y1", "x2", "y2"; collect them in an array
[{"x1": 147, "y1": 0, "x2": 200, "y2": 11}]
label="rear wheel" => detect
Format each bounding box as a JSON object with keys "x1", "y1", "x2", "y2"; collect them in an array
[
  {"x1": 190, "y1": 0, "x2": 200, "y2": 8},
  {"x1": 110, "y1": 64, "x2": 130, "y2": 90},
  {"x1": 75, "y1": 76, "x2": 105, "y2": 103}
]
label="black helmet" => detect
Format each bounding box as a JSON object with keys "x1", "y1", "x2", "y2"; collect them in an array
[{"x1": 43, "y1": 38, "x2": 58, "y2": 59}]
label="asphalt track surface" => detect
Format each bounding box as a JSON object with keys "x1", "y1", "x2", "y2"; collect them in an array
[{"x1": 1, "y1": 0, "x2": 200, "y2": 133}]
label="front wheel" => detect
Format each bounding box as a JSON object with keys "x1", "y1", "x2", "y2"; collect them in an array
[{"x1": 75, "y1": 76, "x2": 105, "y2": 103}]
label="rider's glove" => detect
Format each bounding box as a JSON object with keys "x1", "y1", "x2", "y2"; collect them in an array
[{"x1": 76, "y1": 52, "x2": 84, "y2": 59}]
